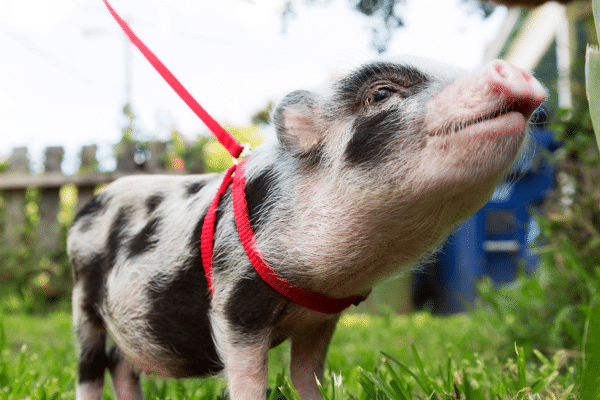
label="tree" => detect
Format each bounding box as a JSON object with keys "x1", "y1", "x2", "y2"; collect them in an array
[
  {"x1": 492, "y1": 0, "x2": 573, "y2": 5},
  {"x1": 285, "y1": 0, "x2": 583, "y2": 53},
  {"x1": 251, "y1": 102, "x2": 274, "y2": 126},
  {"x1": 283, "y1": 0, "x2": 499, "y2": 53}
]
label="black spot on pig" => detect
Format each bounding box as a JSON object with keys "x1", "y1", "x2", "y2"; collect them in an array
[
  {"x1": 188, "y1": 188, "x2": 230, "y2": 276},
  {"x1": 245, "y1": 167, "x2": 279, "y2": 234},
  {"x1": 77, "y1": 207, "x2": 130, "y2": 328},
  {"x1": 146, "y1": 267, "x2": 222, "y2": 377},
  {"x1": 78, "y1": 336, "x2": 108, "y2": 383},
  {"x1": 189, "y1": 214, "x2": 205, "y2": 253},
  {"x1": 128, "y1": 217, "x2": 160, "y2": 258},
  {"x1": 185, "y1": 181, "x2": 207, "y2": 198},
  {"x1": 345, "y1": 110, "x2": 407, "y2": 167},
  {"x1": 108, "y1": 207, "x2": 130, "y2": 267},
  {"x1": 225, "y1": 270, "x2": 289, "y2": 340},
  {"x1": 215, "y1": 188, "x2": 231, "y2": 231},
  {"x1": 73, "y1": 193, "x2": 110, "y2": 232},
  {"x1": 146, "y1": 194, "x2": 164, "y2": 215},
  {"x1": 77, "y1": 253, "x2": 110, "y2": 328},
  {"x1": 208, "y1": 189, "x2": 236, "y2": 275}
]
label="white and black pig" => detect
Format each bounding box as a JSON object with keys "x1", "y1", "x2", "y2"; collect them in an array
[{"x1": 68, "y1": 57, "x2": 546, "y2": 400}]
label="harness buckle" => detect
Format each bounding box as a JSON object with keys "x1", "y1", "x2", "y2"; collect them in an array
[{"x1": 232, "y1": 143, "x2": 252, "y2": 165}]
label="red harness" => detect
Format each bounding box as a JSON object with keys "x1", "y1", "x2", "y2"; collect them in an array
[{"x1": 103, "y1": 0, "x2": 369, "y2": 314}]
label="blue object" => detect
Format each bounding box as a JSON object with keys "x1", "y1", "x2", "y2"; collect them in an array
[{"x1": 412, "y1": 128, "x2": 557, "y2": 313}]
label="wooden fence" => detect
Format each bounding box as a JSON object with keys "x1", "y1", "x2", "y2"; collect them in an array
[
  {"x1": 0, "y1": 142, "x2": 416, "y2": 313},
  {"x1": 0, "y1": 141, "x2": 180, "y2": 255}
]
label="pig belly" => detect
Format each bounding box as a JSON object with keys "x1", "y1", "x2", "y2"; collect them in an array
[{"x1": 103, "y1": 267, "x2": 223, "y2": 379}]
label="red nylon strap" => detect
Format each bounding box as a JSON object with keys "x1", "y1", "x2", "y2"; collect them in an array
[
  {"x1": 201, "y1": 163, "x2": 237, "y2": 295},
  {"x1": 231, "y1": 159, "x2": 368, "y2": 314},
  {"x1": 102, "y1": 0, "x2": 244, "y2": 159}
]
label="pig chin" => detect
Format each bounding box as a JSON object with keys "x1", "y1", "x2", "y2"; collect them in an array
[{"x1": 414, "y1": 110, "x2": 528, "y2": 199}]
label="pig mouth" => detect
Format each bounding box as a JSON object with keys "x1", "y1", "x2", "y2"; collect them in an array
[{"x1": 436, "y1": 104, "x2": 524, "y2": 137}]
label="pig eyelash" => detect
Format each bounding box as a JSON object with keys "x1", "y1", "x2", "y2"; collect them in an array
[
  {"x1": 365, "y1": 88, "x2": 397, "y2": 106},
  {"x1": 363, "y1": 78, "x2": 420, "y2": 107}
]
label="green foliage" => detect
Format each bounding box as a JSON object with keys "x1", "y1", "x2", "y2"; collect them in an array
[
  {"x1": 251, "y1": 102, "x2": 274, "y2": 126},
  {"x1": 165, "y1": 128, "x2": 211, "y2": 173},
  {"x1": 473, "y1": 261, "x2": 598, "y2": 359},
  {"x1": 0, "y1": 185, "x2": 73, "y2": 314},
  {"x1": 121, "y1": 103, "x2": 139, "y2": 143},
  {"x1": 579, "y1": 302, "x2": 600, "y2": 399},
  {"x1": 537, "y1": 91, "x2": 600, "y2": 352},
  {"x1": 0, "y1": 158, "x2": 8, "y2": 174},
  {"x1": 162, "y1": 124, "x2": 266, "y2": 174},
  {"x1": 0, "y1": 312, "x2": 77, "y2": 400},
  {"x1": 355, "y1": 344, "x2": 575, "y2": 399},
  {"x1": 203, "y1": 124, "x2": 265, "y2": 173},
  {"x1": 0, "y1": 188, "x2": 40, "y2": 305},
  {"x1": 468, "y1": 30, "x2": 600, "y2": 395},
  {"x1": 587, "y1": 37, "x2": 600, "y2": 400}
]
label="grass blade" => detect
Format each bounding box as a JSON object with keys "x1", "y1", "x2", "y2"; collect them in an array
[
  {"x1": 532, "y1": 349, "x2": 550, "y2": 368},
  {"x1": 382, "y1": 360, "x2": 412, "y2": 399},
  {"x1": 381, "y1": 351, "x2": 424, "y2": 388},
  {"x1": 360, "y1": 368, "x2": 406, "y2": 400},
  {"x1": 515, "y1": 344, "x2": 526, "y2": 389},
  {"x1": 463, "y1": 370, "x2": 473, "y2": 400},
  {"x1": 446, "y1": 354, "x2": 453, "y2": 394},
  {"x1": 284, "y1": 375, "x2": 302, "y2": 400},
  {"x1": 579, "y1": 301, "x2": 600, "y2": 400},
  {"x1": 411, "y1": 344, "x2": 433, "y2": 394},
  {"x1": 0, "y1": 316, "x2": 5, "y2": 353}
]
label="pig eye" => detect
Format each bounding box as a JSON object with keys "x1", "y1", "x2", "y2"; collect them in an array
[{"x1": 366, "y1": 88, "x2": 394, "y2": 105}]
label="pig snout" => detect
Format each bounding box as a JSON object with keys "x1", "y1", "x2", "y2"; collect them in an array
[
  {"x1": 417, "y1": 60, "x2": 546, "y2": 202},
  {"x1": 426, "y1": 60, "x2": 546, "y2": 136},
  {"x1": 485, "y1": 60, "x2": 547, "y2": 119}
]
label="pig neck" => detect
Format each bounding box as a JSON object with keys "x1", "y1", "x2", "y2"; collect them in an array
[{"x1": 280, "y1": 175, "x2": 456, "y2": 299}]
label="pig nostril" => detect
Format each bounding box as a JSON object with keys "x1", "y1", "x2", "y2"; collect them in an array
[{"x1": 494, "y1": 63, "x2": 508, "y2": 79}]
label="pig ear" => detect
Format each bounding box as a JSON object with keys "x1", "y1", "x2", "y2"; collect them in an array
[{"x1": 273, "y1": 90, "x2": 323, "y2": 156}]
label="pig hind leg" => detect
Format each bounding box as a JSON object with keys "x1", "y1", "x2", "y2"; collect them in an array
[
  {"x1": 108, "y1": 346, "x2": 144, "y2": 400},
  {"x1": 73, "y1": 283, "x2": 108, "y2": 400}
]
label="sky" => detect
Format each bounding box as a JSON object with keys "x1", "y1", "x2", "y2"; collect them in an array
[{"x1": 0, "y1": 0, "x2": 507, "y2": 173}]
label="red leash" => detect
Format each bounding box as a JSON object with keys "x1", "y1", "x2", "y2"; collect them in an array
[
  {"x1": 102, "y1": 0, "x2": 244, "y2": 159},
  {"x1": 103, "y1": 0, "x2": 369, "y2": 315}
]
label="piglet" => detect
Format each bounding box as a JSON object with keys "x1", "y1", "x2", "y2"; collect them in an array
[{"x1": 68, "y1": 57, "x2": 546, "y2": 400}]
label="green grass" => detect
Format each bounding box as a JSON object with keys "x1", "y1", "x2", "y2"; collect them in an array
[{"x1": 0, "y1": 309, "x2": 586, "y2": 400}]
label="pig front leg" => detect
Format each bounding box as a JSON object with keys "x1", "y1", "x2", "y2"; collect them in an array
[
  {"x1": 290, "y1": 317, "x2": 340, "y2": 400},
  {"x1": 211, "y1": 311, "x2": 272, "y2": 400},
  {"x1": 225, "y1": 341, "x2": 271, "y2": 400}
]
